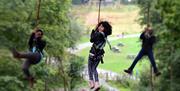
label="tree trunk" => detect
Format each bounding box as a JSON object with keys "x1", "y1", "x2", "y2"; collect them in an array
[
  {"x1": 57, "y1": 56, "x2": 69, "y2": 91},
  {"x1": 44, "y1": 57, "x2": 48, "y2": 91}
]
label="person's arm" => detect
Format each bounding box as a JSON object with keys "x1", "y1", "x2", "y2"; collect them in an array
[
  {"x1": 90, "y1": 29, "x2": 98, "y2": 43},
  {"x1": 140, "y1": 32, "x2": 145, "y2": 40},
  {"x1": 41, "y1": 41, "x2": 46, "y2": 50},
  {"x1": 95, "y1": 32, "x2": 106, "y2": 50},
  {"x1": 37, "y1": 40, "x2": 46, "y2": 52},
  {"x1": 28, "y1": 33, "x2": 35, "y2": 51},
  {"x1": 150, "y1": 36, "x2": 156, "y2": 45}
]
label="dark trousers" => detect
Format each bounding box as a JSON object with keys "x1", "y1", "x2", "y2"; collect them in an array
[
  {"x1": 20, "y1": 52, "x2": 41, "y2": 78},
  {"x1": 88, "y1": 55, "x2": 100, "y2": 82},
  {"x1": 129, "y1": 48, "x2": 158, "y2": 73}
]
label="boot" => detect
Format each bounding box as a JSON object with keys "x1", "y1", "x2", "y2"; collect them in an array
[
  {"x1": 94, "y1": 81, "x2": 100, "y2": 91},
  {"x1": 89, "y1": 80, "x2": 94, "y2": 89},
  {"x1": 155, "y1": 71, "x2": 161, "y2": 77},
  {"x1": 11, "y1": 48, "x2": 20, "y2": 58},
  {"x1": 124, "y1": 69, "x2": 132, "y2": 75},
  {"x1": 29, "y1": 76, "x2": 35, "y2": 88}
]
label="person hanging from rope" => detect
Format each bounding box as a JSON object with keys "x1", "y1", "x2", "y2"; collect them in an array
[
  {"x1": 88, "y1": 21, "x2": 112, "y2": 91},
  {"x1": 124, "y1": 25, "x2": 161, "y2": 76},
  {"x1": 11, "y1": 28, "x2": 46, "y2": 87}
]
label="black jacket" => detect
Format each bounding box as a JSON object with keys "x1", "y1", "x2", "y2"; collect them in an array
[
  {"x1": 90, "y1": 30, "x2": 106, "y2": 56},
  {"x1": 140, "y1": 31, "x2": 156, "y2": 50},
  {"x1": 28, "y1": 33, "x2": 46, "y2": 53}
]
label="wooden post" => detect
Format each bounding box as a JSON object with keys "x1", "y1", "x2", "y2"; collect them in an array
[
  {"x1": 170, "y1": 46, "x2": 174, "y2": 91},
  {"x1": 150, "y1": 65, "x2": 154, "y2": 91},
  {"x1": 170, "y1": 64, "x2": 172, "y2": 91},
  {"x1": 147, "y1": 2, "x2": 154, "y2": 91},
  {"x1": 106, "y1": 72, "x2": 108, "y2": 81},
  {"x1": 44, "y1": 57, "x2": 48, "y2": 91}
]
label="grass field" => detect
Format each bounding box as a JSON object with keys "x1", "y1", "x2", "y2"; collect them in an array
[
  {"x1": 108, "y1": 80, "x2": 131, "y2": 91},
  {"x1": 78, "y1": 35, "x2": 90, "y2": 43},
  {"x1": 77, "y1": 37, "x2": 149, "y2": 74},
  {"x1": 71, "y1": 5, "x2": 143, "y2": 36}
]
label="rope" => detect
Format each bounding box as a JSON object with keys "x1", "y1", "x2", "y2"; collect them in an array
[
  {"x1": 36, "y1": 0, "x2": 41, "y2": 27},
  {"x1": 97, "y1": 0, "x2": 112, "y2": 50},
  {"x1": 98, "y1": 0, "x2": 102, "y2": 23}
]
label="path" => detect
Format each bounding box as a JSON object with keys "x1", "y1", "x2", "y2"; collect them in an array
[
  {"x1": 82, "y1": 66, "x2": 120, "y2": 91},
  {"x1": 67, "y1": 34, "x2": 140, "y2": 53},
  {"x1": 82, "y1": 66, "x2": 138, "y2": 91}
]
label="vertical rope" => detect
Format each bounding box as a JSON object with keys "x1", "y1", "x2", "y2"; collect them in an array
[
  {"x1": 147, "y1": 2, "x2": 154, "y2": 91},
  {"x1": 36, "y1": 0, "x2": 41, "y2": 27},
  {"x1": 147, "y1": 2, "x2": 150, "y2": 27},
  {"x1": 97, "y1": 0, "x2": 112, "y2": 50},
  {"x1": 98, "y1": 0, "x2": 102, "y2": 23}
]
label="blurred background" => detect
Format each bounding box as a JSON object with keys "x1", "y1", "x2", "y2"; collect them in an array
[{"x1": 0, "y1": 0, "x2": 180, "y2": 91}]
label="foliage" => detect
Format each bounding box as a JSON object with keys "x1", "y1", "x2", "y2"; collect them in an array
[
  {"x1": 0, "y1": 0, "x2": 83, "y2": 90},
  {"x1": 67, "y1": 54, "x2": 85, "y2": 90},
  {"x1": 137, "y1": 0, "x2": 180, "y2": 91}
]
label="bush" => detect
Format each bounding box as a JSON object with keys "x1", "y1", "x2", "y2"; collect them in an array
[{"x1": 67, "y1": 54, "x2": 85, "y2": 90}]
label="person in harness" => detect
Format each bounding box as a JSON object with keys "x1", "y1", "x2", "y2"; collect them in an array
[
  {"x1": 12, "y1": 28, "x2": 46, "y2": 87},
  {"x1": 88, "y1": 21, "x2": 112, "y2": 91},
  {"x1": 124, "y1": 26, "x2": 161, "y2": 76}
]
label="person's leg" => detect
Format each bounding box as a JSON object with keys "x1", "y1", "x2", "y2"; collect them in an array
[
  {"x1": 88, "y1": 56, "x2": 94, "y2": 81},
  {"x1": 92, "y1": 58, "x2": 101, "y2": 90},
  {"x1": 147, "y1": 49, "x2": 161, "y2": 76},
  {"x1": 18, "y1": 52, "x2": 38, "y2": 60},
  {"x1": 22, "y1": 60, "x2": 32, "y2": 79},
  {"x1": 92, "y1": 58, "x2": 100, "y2": 82},
  {"x1": 88, "y1": 56, "x2": 94, "y2": 89},
  {"x1": 22, "y1": 59, "x2": 37, "y2": 87},
  {"x1": 124, "y1": 49, "x2": 145, "y2": 74},
  {"x1": 12, "y1": 49, "x2": 41, "y2": 63},
  {"x1": 129, "y1": 49, "x2": 145, "y2": 71},
  {"x1": 12, "y1": 48, "x2": 38, "y2": 60}
]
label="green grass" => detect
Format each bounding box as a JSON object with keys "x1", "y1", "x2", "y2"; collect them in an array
[
  {"x1": 78, "y1": 35, "x2": 90, "y2": 43},
  {"x1": 77, "y1": 37, "x2": 149, "y2": 74},
  {"x1": 107, "y1": 80, "x2": 131, "y2": 91}
]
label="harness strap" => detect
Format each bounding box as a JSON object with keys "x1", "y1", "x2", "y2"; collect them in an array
[
  {"x1": 32, "y1": 46, "x2": 43, "y2": 57},
  {"x1": 100, "y1": 32, "x2": 112, "y2": 50}
]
